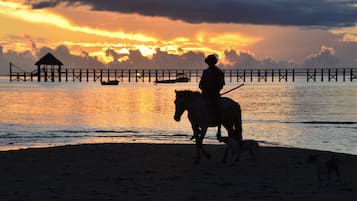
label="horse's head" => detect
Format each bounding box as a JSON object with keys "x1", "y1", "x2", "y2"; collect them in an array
[
  {"x1": 174, "y1": 90, "x2": 186, "y2": 121},
  {"x1": 174, "y1": 90, "x2": 201, "y2": 121}
]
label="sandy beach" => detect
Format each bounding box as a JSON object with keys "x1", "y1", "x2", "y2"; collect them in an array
[{"x1": 0, "y1": 143, "x2": 356, "y2": 201}]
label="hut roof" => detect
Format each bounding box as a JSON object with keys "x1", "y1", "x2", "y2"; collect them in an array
[{"x1": 35, "y1": 53, "x2": 63, "y2": 66}]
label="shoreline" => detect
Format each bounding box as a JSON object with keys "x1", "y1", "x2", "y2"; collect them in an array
[
  {"x1": 0, "y1": 143, "x2": 356, "y2": 200},
  {"x1": 1, "y1": 139, "x2": 356, "y2": 156}
]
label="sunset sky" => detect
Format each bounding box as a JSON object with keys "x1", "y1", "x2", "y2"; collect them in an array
[{"x1": 1, "y1": 0, "x2": 357, "y2": 73}]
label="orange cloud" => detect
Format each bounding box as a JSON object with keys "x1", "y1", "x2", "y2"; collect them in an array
[{"x1": 0, "y1": 1, "x2": 264, "y2": 64}]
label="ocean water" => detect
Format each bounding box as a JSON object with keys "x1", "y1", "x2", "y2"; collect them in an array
[{"x1": 0, "y1": 76, "x2": 356, "y2": 155}]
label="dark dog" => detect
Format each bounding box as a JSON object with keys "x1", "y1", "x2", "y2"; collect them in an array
[
  {"x1": 308, "y1": 154, "x2": 340, "y2": 183},
  {"x1": 219, "y1": 135, "x2": 259, "y2": 164}
]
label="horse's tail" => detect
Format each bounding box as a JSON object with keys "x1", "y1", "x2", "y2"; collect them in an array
[{"x1": 234, "y1": 103, "x2": 243, "y2": 141}]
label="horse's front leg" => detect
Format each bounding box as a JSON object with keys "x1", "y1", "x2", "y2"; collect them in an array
[
  {"x1": 191, "y1": 124, "x2": 202, "y2": 164},
  {"x1": 198, "y1": 127, "x2": 211, "y2": 160}
]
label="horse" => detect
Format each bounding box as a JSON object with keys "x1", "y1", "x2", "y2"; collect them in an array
[{"x1": 173, "y1": 90, "x2": 242, "y2": 163}]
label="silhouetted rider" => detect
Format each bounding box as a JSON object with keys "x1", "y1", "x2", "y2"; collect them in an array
[{"x1": 199, "y1": 54, "x2": 225, "y2": 137}]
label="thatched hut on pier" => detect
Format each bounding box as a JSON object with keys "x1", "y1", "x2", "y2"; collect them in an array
[{"x1": 35, "y1": 53, "x2": 63, "y2": 82}]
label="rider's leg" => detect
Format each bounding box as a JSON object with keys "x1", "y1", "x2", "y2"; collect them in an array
[{"x1": 213, "y1": 97, "x2": 222, "y2": 139}]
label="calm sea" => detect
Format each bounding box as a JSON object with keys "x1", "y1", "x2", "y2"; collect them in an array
[{"x1": 0, "y1": 76, "x2": 356, "y2": 155}]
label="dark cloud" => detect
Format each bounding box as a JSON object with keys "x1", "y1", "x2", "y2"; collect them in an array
[
  {"x1": 304, "y1": 46, "x2": 339, "y2": 67},
  {"x1": 42, "y1": 45, "x2": 104, "y2": 68},
  {"x1": 2, "y1": 43, "x2": 357, "y2": 75},
  {"x1": 224, "y1": 49, "x2": 260, "y2": 68},
  {"x1": 30, "y1": 0, "x2": 63, "y2": 9},
  {"x1": 222, "y1": 49, "x2": 294, "y2": 68},
  {"x1": 30, "y1": 0, "x2": 357, "y2": 27},
  {"x1": 0, "y1": 47, "x2": 37, "y2": 75}
]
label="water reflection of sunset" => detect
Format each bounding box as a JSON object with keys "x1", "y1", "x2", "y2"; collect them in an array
[
  {"x1": 1, "y1": 81, "x2": 356, "y2": 154},
  {"x1": 1, "y1": 83, "x2": 179, "y2": 129}
]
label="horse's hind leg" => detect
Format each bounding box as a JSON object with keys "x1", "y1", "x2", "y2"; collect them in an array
[
  {"x1": 195, "y1": 140, "x2": 201, "y2": 164},
  {"x1": 222, "y1": 146, "x2": 229, "y2": 163},
  {"x1": 199, "y1": 127, "x2": 211, "y2": 160},
  {"x1": 200, "y1": 143, "x2": 211, "y2": 160}
]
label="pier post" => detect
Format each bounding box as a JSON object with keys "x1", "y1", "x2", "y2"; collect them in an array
[
  {"x1": 307, "y1": 69, "x2": 317, "y2": 82},
  {"x1": 9, "y1": 62, "x2": 12, "y2": 82},
  {"x1": 51, "y1": 69, "x2": 55, "y2": 82},
  {"x1": 265, "y1": 70, "x2": 268, "y2": 82},
  {"x1": 328, "y1": 68, "x2": 338, "y2": 82},
  {"x1": 121, "y1": 70, "x2": 124, "y2": 82},
  {"x1": 236, "y1": 69, "x2": 239, "y2": 82},
  {"x1": 148, "y1": 70, "x2": 151, "y2": 82},
  {"x1": 135, "y1": 70, "x2": 138, "y2": 82},
  {"x1": 108, "y1": 69, "x2": 110, "y2": 81},
  {"x1": 230, "y1": 70, "x2": 232, "y2": 83},
  {"x1": 128, "y1": 70, "x2": 131, "y2": 82},
  {"x1": 93, "y1": 69, "x2": 96, "y2": 82},
  {"x1": 250, "y1": 70, "x2": 253, "y2": 82},
  {"x1": 155, "y1": 70, "x2": 158, "y2": 81},
  {"x1": 243, "y1": 70, "x2": 246, "y2": 82},
  {"x1": 189, "y1": 70, "x2": 191, "y2": 82},
  {"x1": 58, "y1": 67, "x2": 61, "y2": 82},
  {"x1": 44, "y1": 70, "x2": 48, "y2": 82},
  {"x1": 321, "y1": 69, "x2": 324, "y2": 82},
  {"x1": 65, "y1": 69, "x2": 68, "y2": 82},
  {"x1": 86, "y1": 69, "x2": 89, "y2": 82},
  {"x1": 343, "y1": 68, "x2": 346, "y2": 82}
]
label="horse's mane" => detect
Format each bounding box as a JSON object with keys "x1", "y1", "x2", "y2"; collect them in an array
[{"x1": 175, "y1": 90, "x2": 202, "y2": 97}]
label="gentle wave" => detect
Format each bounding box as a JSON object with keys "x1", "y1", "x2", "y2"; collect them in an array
[
  {"x1": 48, "y1": 129, "x2": 140, "y2": 134},
  {"x1": 283, "y1": 121, "x2": 357, "y2": 125},
  {"x1": 0, "y1": 130, "x2": 191, "y2": 139}
]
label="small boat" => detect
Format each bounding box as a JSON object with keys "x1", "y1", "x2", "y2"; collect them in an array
[
  {"x1": 154, "y1": 73, "x2": 190, "y2": 84},
  {"x1": 101, "y1": 80, "x2": 119, "y2": 85},
  {"x1": 175, "y1": 76, "x2": 190, "y2": 83},
  {"x1": 154, "y1": 79, "x2": 177, "y2": 84}
]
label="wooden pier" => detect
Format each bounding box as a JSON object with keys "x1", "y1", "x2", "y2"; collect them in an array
[{"x1": 8, "y1": 63, "x2": 357, "y2": 83}]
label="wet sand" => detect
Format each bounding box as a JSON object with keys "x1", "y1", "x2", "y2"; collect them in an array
[{"x1": 0, "y1": 143, "x2": 356, "y2": 201}]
